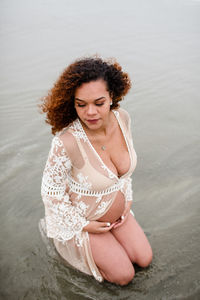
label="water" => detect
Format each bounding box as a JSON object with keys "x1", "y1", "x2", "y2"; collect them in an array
[{"x1": 0, "y1": 0, "x2": 200, "y2": 299}]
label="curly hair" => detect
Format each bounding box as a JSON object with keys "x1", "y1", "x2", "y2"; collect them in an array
[{"x1": 40, "y1": 56, "x2": 131, "y2": 134}]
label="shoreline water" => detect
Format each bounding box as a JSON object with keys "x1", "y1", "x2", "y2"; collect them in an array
[{"x1": 1, "y1": 0, "x2": 200, "y2": 299}]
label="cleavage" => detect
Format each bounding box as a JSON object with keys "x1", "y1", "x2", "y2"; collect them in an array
[{"x1": 100, "y1": 149, "x2": 130, "y2": 177}]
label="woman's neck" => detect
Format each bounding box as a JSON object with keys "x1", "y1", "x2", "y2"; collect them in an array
[{"x1": 82, "y1": 111, "x2": 115, "y2": 138}]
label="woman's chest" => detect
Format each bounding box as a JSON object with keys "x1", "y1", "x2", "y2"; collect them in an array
[
  {"x1": 100, "y1": 149, "x2": 130, "y2": 178},
  {"x1": 91, "y1": 128, "x2": 131, "y2": 178}
]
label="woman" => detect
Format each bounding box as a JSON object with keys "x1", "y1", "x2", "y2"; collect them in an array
[{"x1": 40, "y1": 57, "x2": 152, "y2": 285}]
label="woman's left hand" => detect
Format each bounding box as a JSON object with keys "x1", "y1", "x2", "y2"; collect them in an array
[{"x1": 112, "y1": 201, "x2": 132, "y2": 229}]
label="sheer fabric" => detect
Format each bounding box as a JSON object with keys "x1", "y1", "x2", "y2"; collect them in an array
[{"x1": 40, "y1": 108, "x2": 137, "y2": 282}]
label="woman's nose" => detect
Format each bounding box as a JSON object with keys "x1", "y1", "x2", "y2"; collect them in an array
[{"x1": 87, "y1": 104, "x2": 97, "y2": 115}]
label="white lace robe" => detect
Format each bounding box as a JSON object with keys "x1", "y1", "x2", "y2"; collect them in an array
[{"x1": 40, "y1": 108, "x2": 137, "y2": 282}]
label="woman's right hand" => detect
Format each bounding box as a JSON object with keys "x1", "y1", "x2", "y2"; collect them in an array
[{"x1": 83, "y1": 220, "x2": 115, "y2": 233}]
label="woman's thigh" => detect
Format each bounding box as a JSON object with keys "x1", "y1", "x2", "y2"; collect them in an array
[
  {"x1": 111, "y1": 213, "x2": 153, "y2": 267},
  {"x1": 89, "y1": 231, "x2": 134, "y2": 285}
]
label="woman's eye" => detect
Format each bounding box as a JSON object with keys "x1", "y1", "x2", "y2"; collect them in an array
[{"x1": 76, "y1": 102, "x2": 104, "y2": 107}]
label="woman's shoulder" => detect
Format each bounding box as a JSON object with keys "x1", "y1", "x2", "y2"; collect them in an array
[
  {"x1": 58, "y1": 129, "x2": 75, "y2": 151},
  {"x1": 115, "y1": 107, "x2": 132, "y2": 127},
  {"x1": 54, "y1": 121, "x2": 81, "y2": 157},
  {"x1": 48, "y1": 132, "x2": 75, "y2": 163},
  {"x1": 54, "y1": 120, "x2": 76, "y2": 141},
  {"x1": 117, "y1": 107, "x2": 130, "y2": 118}
]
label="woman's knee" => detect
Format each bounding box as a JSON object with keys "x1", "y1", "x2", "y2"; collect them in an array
[
  {"x1": 103, "y1": 263, "x2": 135, "y2": 286},
  {"x1": 136, "y1": 247, "x2": 153, "y2": 268},
  {"x1": 89, "y1": 231, "x2": 135, "y2": 285},
  {"x1": 113, "y1": 266, "x2": 135, "y2": 286}
]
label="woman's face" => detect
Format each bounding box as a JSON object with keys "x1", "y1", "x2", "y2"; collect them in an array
[{"x1": 74, "y1": 79, "x2": 112, "y2": 132}]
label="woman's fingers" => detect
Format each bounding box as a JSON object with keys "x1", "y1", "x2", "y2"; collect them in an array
[
  {"x1": 113, "y1": 222, "x2": 122, "y2": 229},
  {"x1": 85, "y1": 219, "x2": 128, "y2": 233},
  {"x1": 105, "y1": 222, "x2": 111, "y2": 227},
  {"x1": 99, "y1": 222, "x2": 115, "y2": 232},
  {"x1": 112, "y1": 214, "x2": 128, "y2": 229}
]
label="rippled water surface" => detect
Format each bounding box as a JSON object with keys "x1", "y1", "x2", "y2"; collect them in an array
[{"x1": 0, "y1": 0, "x2": 200, "y2": 299}]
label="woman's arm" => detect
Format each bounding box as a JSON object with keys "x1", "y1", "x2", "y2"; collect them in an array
[{"x1": 41, "y1": 136, "x2": 89, "y2": 243}]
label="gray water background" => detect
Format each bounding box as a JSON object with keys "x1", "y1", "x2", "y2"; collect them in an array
[{"x1": 0, "y1": 0, "x2": 200, "y2": 299}]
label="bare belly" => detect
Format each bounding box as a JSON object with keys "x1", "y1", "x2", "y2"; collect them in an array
[{"x1": 97, "y1": 191, "x2": 125, "y2": 223}]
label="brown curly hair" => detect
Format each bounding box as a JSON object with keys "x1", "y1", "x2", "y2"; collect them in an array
[{"x1": 40, "y1": 56, "x2": 131, "y2": 134}]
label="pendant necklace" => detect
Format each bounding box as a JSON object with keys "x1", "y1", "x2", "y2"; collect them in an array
[{"x1": 101, "y1": 145, "x2": 106, "y2": 151}]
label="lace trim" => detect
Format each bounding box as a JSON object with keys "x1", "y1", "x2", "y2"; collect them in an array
[
  {"x1": 113, "y1": 110, "x2": 133, "y2": 179},
  {"x1": 69, "y1": 121, "x2": 88, "y2": 142},
  {"x1": 67, "y1": 174, "x2": 125, "y2": 197},
  {"x1": 77, "y1": 173, "x2": 92, "y2": 190},
  {"x1": 91, "y1": 269, "x2": 103, "y2": 282},
  {"x1": 41, "y1": 179, "x2": 66, "y2": 197},
  {"x1": 95, "y1": 201, "x2": 111, "y2": 215},
  {"x1": 41, "y1": 136, "x2": 71, "y2": 198},
  {"x1": 44, "y1": 196, "x2": 89, "y2": 246},
  {"x1": 124, "y1": 177, "x2": 133, "y2": 202}
]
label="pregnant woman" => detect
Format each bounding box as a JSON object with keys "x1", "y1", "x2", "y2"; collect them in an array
[{"x1": 40, "y1": 57, "x2": 152, "y2": 285}]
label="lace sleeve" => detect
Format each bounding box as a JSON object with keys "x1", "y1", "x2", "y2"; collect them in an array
[
  {"x1": 124, "y1": 177, "x2": 133, "y2": 202},
  {"x1": 41, "y1": 136, "x2": 89, "y2": 244}
]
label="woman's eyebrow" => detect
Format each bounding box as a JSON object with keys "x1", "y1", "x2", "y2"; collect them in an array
[{"x1": 75, "y1": 97, "x2": 105, "y2": 102}]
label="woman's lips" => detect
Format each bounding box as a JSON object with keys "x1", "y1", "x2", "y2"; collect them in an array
[{"x1": 87, "y1": 119, "x2": 99, "y2": 124}]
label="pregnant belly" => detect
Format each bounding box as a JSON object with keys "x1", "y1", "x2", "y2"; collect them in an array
[{"x1": 97, "y1": 191, "x2": 125, "y2": 223}]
